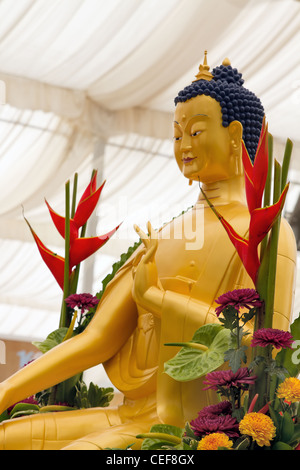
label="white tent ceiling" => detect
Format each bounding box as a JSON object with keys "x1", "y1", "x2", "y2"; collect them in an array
[{"x1": 0, "y1": 0, "x2": 300, "y2": 344}]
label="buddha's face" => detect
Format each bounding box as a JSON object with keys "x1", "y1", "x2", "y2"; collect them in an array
[{"x1": 173, "y1": 95, "x2": 243, "y2": 183}]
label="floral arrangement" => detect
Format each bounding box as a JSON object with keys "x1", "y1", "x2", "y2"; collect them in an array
[
  {"x1": 136, "y1": 123, "x2": 300, "y2": 450},
  {"x1": 0, "y1": 171, "x2": 119, "y2": 422}
]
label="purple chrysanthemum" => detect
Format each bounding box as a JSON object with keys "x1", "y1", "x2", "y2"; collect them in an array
[
  {"x1": 215, "y1": 288, "x2": 262, "y2": 317},
  {"x1": 190, "y1": 413, "x2": 240, "y2": 438},
  {"x1": 251, "y1": 328, "x2": 294, "y2": 350},
  {"x1": 203, "y1": 367, "x2": 257, "y2": 391},
  {"x1": 65, "y1": 293, "x2": 99, "y2": 314},
  {"x1": 197, "y1": 401, "x2": 232, "y2": 418}
]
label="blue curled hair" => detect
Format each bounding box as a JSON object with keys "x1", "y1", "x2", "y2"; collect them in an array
[{"x1": 174, "y1": 64, "x2": 265, "y2": 162}]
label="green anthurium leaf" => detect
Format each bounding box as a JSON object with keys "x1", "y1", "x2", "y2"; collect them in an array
[
  {"x1": 190, "y1": 323, "x2": 224, "y2": 345},
  {"x1": 9, "y1": 402, "x2": 40, "y2": 416},
  {"x1": 139, "y1": 424, "x2": 184, "y2": 450},
  {"x1": 39, "y1": 405, "x2": 75, "y2": 413},
  {"x1": 10, "y1": 409, "x2": 40, "y2": 419},
  {"x1": 164, "y1": 324, "x2": 232, "y2": 382},
  {"x1": 275, "y1": 316, "x2": 300, "y2": 377},
  {"x1": 33, "y1": 327, "x2": 69, "y2": 353}
]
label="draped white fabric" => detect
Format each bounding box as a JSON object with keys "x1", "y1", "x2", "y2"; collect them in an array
[{"x1": 0, "y1": 0, "x2": 300, "y2": 342}]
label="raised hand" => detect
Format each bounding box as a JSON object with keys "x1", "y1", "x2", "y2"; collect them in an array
[{"x1": 132, "y1": 221, "x2": 164, "y2": 315}]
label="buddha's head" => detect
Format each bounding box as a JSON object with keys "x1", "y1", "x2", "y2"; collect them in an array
[{"x1": 173, "y1": 53, "x2": 264, "y2": 184}]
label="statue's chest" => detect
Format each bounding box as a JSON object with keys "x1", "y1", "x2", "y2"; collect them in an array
[{"x1": 154, "y1": 206, "x2": 249, "y2": 300}]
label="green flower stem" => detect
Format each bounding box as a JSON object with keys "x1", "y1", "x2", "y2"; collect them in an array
[
  {"x1": 165, "y1": 342, "x2": 208, "y2": 352},
  {"x1": 60, "y1": 180, "x2": 71, "y2": 328},
  {"x1": 71, "y1": 172, "x2": 78, "y2": 218},
  {"x1": 264, "y1": 160, "x2": 282, "y2": 329},
  {"x1": 281, "y1": 139, "x2": 293, "y2": 191},
  {"x1": 136, "y1": 433, "x2": 182, "y2": 445},
  {"x1": 266, "y1": 345, "x2": 273, "y2": 403},
  {"x1": 62, "y1": 311, "x2": 78, "y2": 342},
  {"x1": 260, "y1": 133, "x2": 273, "y2": 262},
  {"x1": 69, "y1": 222, "x2": 87, "y2": 295},
  {"x1": 47, "y1": 384, "x2": 57, "y2": 406}
]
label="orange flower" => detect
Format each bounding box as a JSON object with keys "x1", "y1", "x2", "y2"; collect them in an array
[
  {"x1": 197, "y1": 432, "x2": 233, "y2": 450},
  {"x1": 277, "y1": 377, "x2": 300, "y2": 403},
  {"x1": 239, "y1": 412, "x2": 276, "y2": 447}
]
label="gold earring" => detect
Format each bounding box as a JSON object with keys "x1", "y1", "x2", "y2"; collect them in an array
[{"x1": 189, "y1": 179, "x2": 193, "y2": 186}]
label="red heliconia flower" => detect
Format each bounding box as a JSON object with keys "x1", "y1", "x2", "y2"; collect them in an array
[
  {"x1": 24, "y1": 219, "x2": 66, "y2": 289},
  {"x1": 242, "y1": 117, "x2": 269, "y2": 214},
  {"x1": 45, "y1": 173, "x2": 106, "y2": 243},
  {"x1": 25, "y1": 173, "x2": 120, "y2": 290},
  {"x1": 207, "y1": 184, "x2": 288, "y2": 285},
  {"x1": 203, "y1": 119, "x2": 289, "y2": 285}
]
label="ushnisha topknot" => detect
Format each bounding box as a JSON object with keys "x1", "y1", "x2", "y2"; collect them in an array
[{"x1": 174, "y1": 54, "x2": 264, "y2": 162}]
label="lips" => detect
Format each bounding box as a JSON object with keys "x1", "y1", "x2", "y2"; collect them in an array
[{"x1": 182, "y1": 156, "x2": 197, "y2": 164}]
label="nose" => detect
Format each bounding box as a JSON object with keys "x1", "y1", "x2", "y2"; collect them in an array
[{"x1": 180, "y1": 132, "x2": 192, "y2": 152}]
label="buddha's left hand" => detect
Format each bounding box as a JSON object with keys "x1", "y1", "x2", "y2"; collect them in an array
[{"x1": 132, "y1": 221, "x2": 164, "y2": 316}]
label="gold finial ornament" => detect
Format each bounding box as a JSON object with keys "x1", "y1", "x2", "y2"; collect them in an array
[
  {"x1": 222, "y1": 57, "x2": 231, "y2": 66},
  {"x1": 193, "y1": 50, "x2": 213, "y2": 82}
]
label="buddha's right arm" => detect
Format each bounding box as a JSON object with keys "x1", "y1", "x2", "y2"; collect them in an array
[{"x1": 0, "y1": 267, "x2": 137, "y2": 414}]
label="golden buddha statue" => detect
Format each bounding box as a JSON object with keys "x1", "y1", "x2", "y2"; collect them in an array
[{"x1": 0, "y1": 54, "x2": 296, "y2": 450}]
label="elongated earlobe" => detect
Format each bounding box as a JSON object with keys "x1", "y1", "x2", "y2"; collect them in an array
[{"x1": 228, "y1": 120, "x2": 243, "y2": 152}]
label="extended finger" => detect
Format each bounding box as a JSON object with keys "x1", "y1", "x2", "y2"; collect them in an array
[
  {"x1": 134, "y1": 224, "x2": 150, "y2": 248},
  {"x1": 147, "y1": 221, "x2": 158, "y2": 247}
]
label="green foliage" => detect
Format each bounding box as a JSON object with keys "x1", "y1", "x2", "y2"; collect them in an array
[
  {"x1": 275, "y1": 315, "x2": 300, "y2": 377},
  {"x1": 138, "y1": 424, "x2": 184, "y2": 450},
  {"x1": 74, "y1": 381, "x2": 114, "y2": 409},
  {"x1": 9, "y1": 402, "x2": 40, "y2": 420},
  {"x1": 269, "y1": 405, "x2": 300, "y2": 449},
  {"x1": 52, "y1": 372, "x2": 83, "y2": 406},
  {"x1": 164, "y1": 324, "x2": 233, "y2": 381},
  {"x1": 182, "y1": 422, "x2": 200, "y2": 450},
  {"x1": 32, "y1": 327, "x2": 69, "y2": 353},
  {"x1": 0, "y1": 410, "x2": 9, "y2": 423},
  {"x1": 224, "y1": 346, "x2": 248, "y2": 373},
  {"x1": 232, "y1": 436, "x2": 251, "y2": 450}
]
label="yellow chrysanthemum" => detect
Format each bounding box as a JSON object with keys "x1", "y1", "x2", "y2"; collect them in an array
[
  {"x1": 197, "y1": 432, "x2": 233, "y2": 450},
  {"x1": 239, "y1": 413, "x2": 276, "y2": 447},
  {"x1": 277, "y1": 377, "x2": 300, "y2": 403}
]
